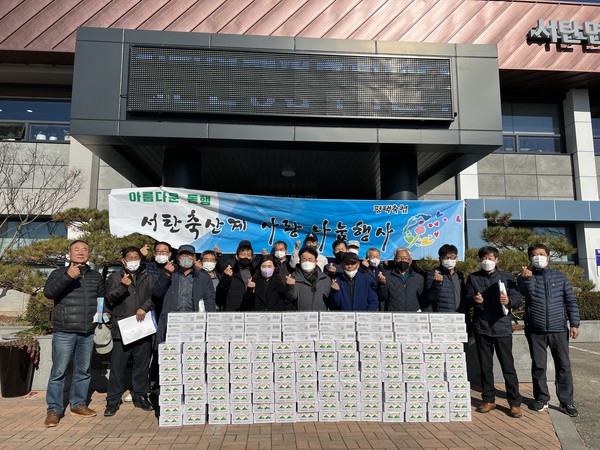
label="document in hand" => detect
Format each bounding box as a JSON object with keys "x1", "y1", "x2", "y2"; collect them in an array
[
  {"x1": 498, "y1": 280, "x2": 509, "y2": 316},
  {"x1": 118, "y1": 310, "x2": 157, "y2": 345}
]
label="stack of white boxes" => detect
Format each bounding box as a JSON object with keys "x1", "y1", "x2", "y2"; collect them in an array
[{"x1": 157, "y1": 311, "x2": 470, "y2": 426}]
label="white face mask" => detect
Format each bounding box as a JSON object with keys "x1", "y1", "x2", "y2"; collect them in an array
[
  {"x1": 369, "y1": 258, "x2": 380, "y2": 267},
  {"x1": 202, "y1": 261, "x2": 216, "y2": 272},
  {"x1": 154, "y1": 254, "x2": 169, "y2": 264},
  {"x1": 481, "y1": 259, "x2": 496, "y2": 272},
  {"x1": 274, "y1": 250, "x2": 286, "y2": 259},
  {"x1": 344, "y1": 269, "x2": 358, "y2": 279},
  {"x1": 531, "y1": 255, "x2": 548, "y2": 269},
  {"x1": 300, "y1": 261, "x2": 316, "y2": 272},
  {"x1": 442, "y1": 259, "x2": 456, "y2": 270},
  {"x1": 178, "y1": 257, "x2": 194, "y2": 269},
  {"x1": 125, "y1": 260, "x2": 140, "y2": 272},
  {"x1": 348, "y1": 248, "x2": 359, "y2": 255}
]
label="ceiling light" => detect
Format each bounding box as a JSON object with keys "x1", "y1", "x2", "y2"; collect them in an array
[
  {"x1": 281, "y1": 168, "x2": 296, "y2": 177},
  {"x1": 26, "y1": 109, "x2": 33, "y2": 113}
]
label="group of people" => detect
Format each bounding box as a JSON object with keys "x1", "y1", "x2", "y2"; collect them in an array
[{"x1": 42, "y1": 235, "x2": 581, "y2": 427}]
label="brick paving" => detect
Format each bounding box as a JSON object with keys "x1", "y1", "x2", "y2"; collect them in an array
[{"x1": 0, "y1": 384, "x2": 560, "y2": 449}]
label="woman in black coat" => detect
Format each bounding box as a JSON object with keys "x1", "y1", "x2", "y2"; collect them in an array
[{"x1": 242, "y1": 255, "x2": 289, "y2": 311}]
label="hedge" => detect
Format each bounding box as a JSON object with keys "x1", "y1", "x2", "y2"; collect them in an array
[{"x1": 577, "y1": 291, "x2": 600, "y2": 321}]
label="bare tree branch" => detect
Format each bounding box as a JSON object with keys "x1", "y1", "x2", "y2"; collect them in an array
[{"x1": 0, "y1": 142, "x2": 85, "y2": 260}]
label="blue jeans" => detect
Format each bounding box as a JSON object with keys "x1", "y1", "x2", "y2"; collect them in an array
[{"x1": 46, "y1": 331, "x2": 94, "y2": 414}]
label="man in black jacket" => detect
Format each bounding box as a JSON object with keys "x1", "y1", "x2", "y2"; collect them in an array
[
  {"x1": 217, "y1": 240, "x2": 256, "y2": 311},
  {"x1": 425, "y1": 243, "x2": 467, "y2": 312},
  {"x1": 377, "y1": 247, "x2": 424, "y2": 311},
  {"x1": 104, "y1": 246, "x2": 155, "y2": 417},
  {"x1": 466, "y1": 246, "x2": 522, "y2": 418},
  {"x1": 43, "y1": 240, "x2": 105, "y2": 427}
]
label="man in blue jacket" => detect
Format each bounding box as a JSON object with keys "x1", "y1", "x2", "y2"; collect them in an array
[
  {"x1": 328, "y1": 252, "x2": 378, "y2": 311},
  {"x1": 466, "y1": 246, "x2": 522, "y2": 418},
  {"x1": 153, "y1": 244, "x2": 216, "y2": 344},
  {"x1": 518, "y1": 243, "x2": 580, "y2": 417}
]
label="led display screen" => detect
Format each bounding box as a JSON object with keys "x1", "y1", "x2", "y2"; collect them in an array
[{"x1": 128, "y1": 46, "x2": 454, "y2": 121}]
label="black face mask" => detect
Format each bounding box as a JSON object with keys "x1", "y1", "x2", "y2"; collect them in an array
[
  {"x1": 238, "y1": 258, "x2": 252, "y2": 268},
  {"x1": 394, "y1": 261, "x2": 410, "y2": 272},
  {"x1": 334, "y1": 251, "x2": 346, "y2": 262}
]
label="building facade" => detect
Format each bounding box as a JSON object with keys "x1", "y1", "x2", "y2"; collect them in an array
[{"x1": 1, "y1": 0, "x2": 600, "y2": 285}]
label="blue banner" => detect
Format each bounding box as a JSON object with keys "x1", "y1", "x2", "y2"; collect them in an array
[{"x1": 109, "y1": 187, "x2": 464, "y2": 259}]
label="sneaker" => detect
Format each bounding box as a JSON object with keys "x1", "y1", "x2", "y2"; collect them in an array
[
  {"x1": 560, "y1": 403, "x2": 579, "y2": 417},
  {"x1": 530, "y1": 400, "x2": 549, "y2": 412},
  {"x1": 70, "y1": 405, "x2": 97, "y2": 417},
  {"x1": 124, "y1": 393, "x2": 133, "y2": 402},
  {"x1": 44, "y1": 411, "x2": 61, "y2": 427}
]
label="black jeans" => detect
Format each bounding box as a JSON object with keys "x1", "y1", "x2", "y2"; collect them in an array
[
  {"x1": 106, "y1": 337, "x2": 152, "y2": 406},
  {"x1": 474, "y1": 333, "x2": 522, "y2": 406},
  {"x1": 526, "y1": 330, "x2": 574, "y2": 405}
]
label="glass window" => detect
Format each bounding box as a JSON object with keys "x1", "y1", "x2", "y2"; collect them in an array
[
  {"x1": 0, "y1": 100, "x2": 71, "y2": 122},
  {"x1": 29, "y1": 124, "x2": 71, "y2": 142},
  {"x1": 592, "y1": 106, "x2": 600, "y2": 155},
  {"x1": 499, "y1": 135, "x2": 516, "y2": 152},
  {"x1": 0, "y1": 99, "x2": 71, "y2": 143},
  {"x1": 510, "y1": 103, "x2": 561, "y2": 134},
  {"x1": 518, "y1": 136, "x2": 562, "y2": 153},
  {"x1": 0, "y1": 219, "x2": 67, "y2": 255},
  {"x1": 0, "y1": 123, "x2": 26, "y2": 140},
  {"x1": 498, "y1": 101, "x2": 564, "y2": 153}
]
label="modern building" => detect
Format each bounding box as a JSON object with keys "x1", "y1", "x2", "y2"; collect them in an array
[{"x1": 1, "y1": 0, "x2": 600, "y2": 285}]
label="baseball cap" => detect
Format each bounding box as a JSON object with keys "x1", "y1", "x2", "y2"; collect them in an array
[
  {"x1": 347, "y1": 240, "x2": 360, "y2": 249},
  {"x1": 178, "y1": 244, "x2": 196, "y2": 255},
  {"x1": 237, "y1": 240, "x2": 253, "y2": 253},
  {"x1": 342, "y1": 252, "x2": 359, "y2": 264},
  {"x1": 94, "y1": 324, "x2": 113, "y2": 354},
  {"x1": 304, "y1": 232, "x2": 318, "y2": 243}
]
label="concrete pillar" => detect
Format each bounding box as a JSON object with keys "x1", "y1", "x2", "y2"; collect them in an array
[
  {"x1": 67, "y1": 137, "x2": 97, "y2": 209},
  {"x1": 576, "y1": 223, "x2": 600, "y2": 291},
  {"x1": 564, "y1": 89, "x2": 598, "y2": 201},
  {"x1": 162, "y1": 148, "x2": 202, "y2": 189},
  {"x1": 456, "y1": 163, "x2": 479, "y2": 200},
  {"x1": 380, "y1": 151, "x2": 418, "y2": 200}
]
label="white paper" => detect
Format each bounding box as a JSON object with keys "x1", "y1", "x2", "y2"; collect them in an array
[
  {"x1": 117, "y1": 311, "x2": 157, "y2": 345},
  {"x1": 498, "y1": 281, "x2": 509, "y2": 316}
]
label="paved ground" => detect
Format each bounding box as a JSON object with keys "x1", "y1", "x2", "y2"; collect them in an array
[
  {"x1": 568, "y1": 342, "x2": 600, "y2": 450},
  {"x1": 0, "y1": 384, "x2": 576, "y2": 449}
]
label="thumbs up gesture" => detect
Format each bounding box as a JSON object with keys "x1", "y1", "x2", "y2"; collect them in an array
[
  {"x1": 328, "y1": 264, "x2": 337, "y2": 274},
  {"x1": 433, "y1": 270, "x2": 443, "y2": 283},
  {"x1": 285, "y1": 274, "x2": 296, "y2": 285},
  {"x1": 247, "y1": 278, "x2": 256, "y2": 290},
  {"x1": 377, "y1": 272, "x2": 387, "y2": 285},
  {"x1": 331, "y1": 278, "x2": 340, "y2": 291},
  {"x1": 224, "y1": 264, "x2": 233, "y2": 277}
]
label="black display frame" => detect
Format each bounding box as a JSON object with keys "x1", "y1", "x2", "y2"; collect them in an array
[{"x1": 127, "y1": 45, "x2": 455, "y2": 122}]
